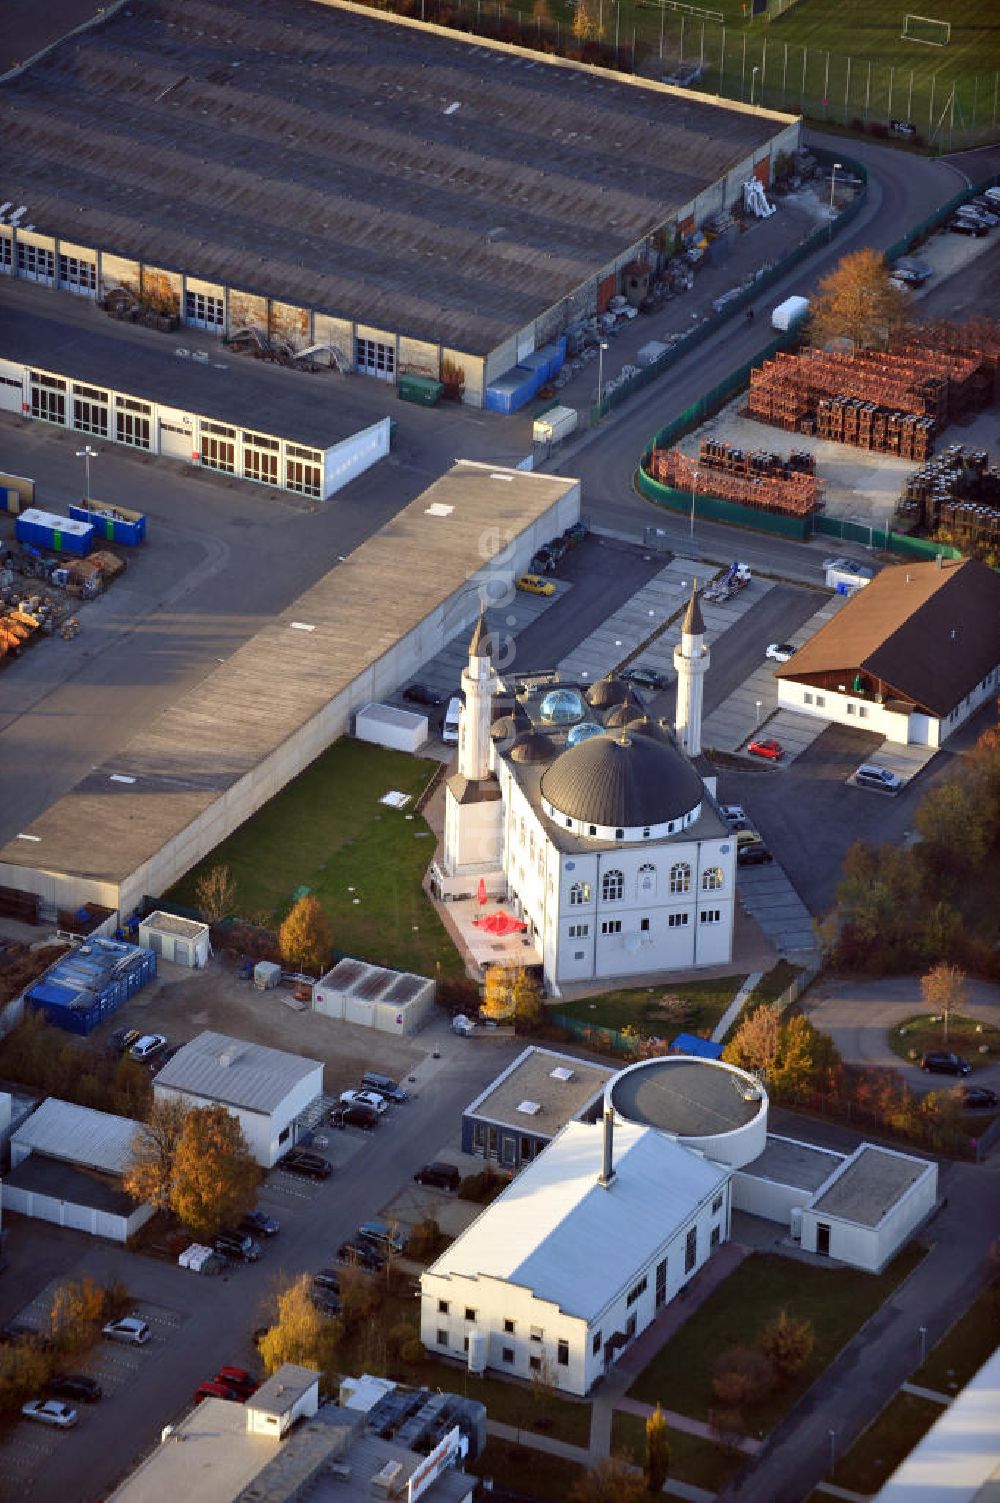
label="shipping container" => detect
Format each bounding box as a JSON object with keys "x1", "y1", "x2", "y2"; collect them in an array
[
  {"x1": 25, "y1": 937, "x2": 156, "y2": 1035},
  {"x1": 484, "y1": 366, "x2": 542, "y2": 415},
  {"x1": 397, "y1": 373, "x2": 443, "y2": 407},
  {"x1": 16, "y1": 507, "x2": 95, "y2": 557},
  {"x1": 69, "y1": 499, "x2": 147, "y2": 546},
  {"x1": 532, "y1": 405, "x2": 578, "y2": 445}
]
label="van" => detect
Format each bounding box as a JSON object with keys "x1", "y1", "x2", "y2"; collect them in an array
[
  {"x1": 442, "y1": 697, "x2": 462, "y2": 744},
  {"x1": 358, "y1": 1219, "x2": 408, "y2": 1255},
  {"x1": 215, "y1": 1231, "x2": 261, "y2": 1263}
]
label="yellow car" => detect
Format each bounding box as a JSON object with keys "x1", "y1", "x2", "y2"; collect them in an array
[{"x1": 516, "y1": 573, "x2": 555, "y2": 597}]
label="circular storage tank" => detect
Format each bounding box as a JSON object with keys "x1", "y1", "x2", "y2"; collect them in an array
[
  {"x1": 607, "y1": 1055, "x2": 768, "y2": 1168},
  {"x1": 467, "y1": 1328, "x2": 488, "y2": 1375}
]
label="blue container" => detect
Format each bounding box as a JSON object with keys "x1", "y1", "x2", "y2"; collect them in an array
[
  {"x1": 25, "y1": 937, "x2": 156, "y2": 1034},
  {"x1": 68, "y1": 501, "x2": 147, "y2": 546},
  {"x1": 485, "y1": 364, "x2": 544, "y2": 414},
  {"x1": 16, "y1": 507, "x2": 95, "y2": 557}
]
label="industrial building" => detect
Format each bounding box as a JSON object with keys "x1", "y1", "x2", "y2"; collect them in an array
[
  {"x1": 2, "y1": 1098, "x2": 152, "y2": 1242},
  {"x1": 137, "y1": 911, "x2": 210, "y2": 969},
  {"x1": 152, "y1": 1030, "x2": 323, "y2": 1167},
  {"x1": 0, "y1": 463, "x2": 580, "y2": 915},
  {"x1": 461, "y1": 1045, "x2": 615, "y2": 1169},
  {"x1": 0, "y1": 0, "x2": 799, "y2": 407},
  {"x1": 774, "y1": 556, "x2": 1000, "y2": 747}
]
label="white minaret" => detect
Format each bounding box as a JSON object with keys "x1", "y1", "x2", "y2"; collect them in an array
[
  {"x1": 673, "y1": 581, "x2": 709, "y2": 757},
  {"x1": 458, "y1": 608, "x2": 498, "y2": 781}
]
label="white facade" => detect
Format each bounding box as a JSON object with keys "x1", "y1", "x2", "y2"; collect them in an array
[
  {"x1": 355, "y1": 702, "x2": 428, "y2": 753},
  {"x1": 799, "y1": 1144, "x2": 938, "y2": 1273},
  {"x1": 776, "y1": 671, "x2": 1000, "y2": 749},
  {"x1": 0, "y1": 1173, "x2": 152, "y2": 1243},
  {"x1": 138, "y1": 911, "x2": 210, "y2": 968},
  {"x1": 312, "y1": 959, "x2": 436, "y2": 1036}
]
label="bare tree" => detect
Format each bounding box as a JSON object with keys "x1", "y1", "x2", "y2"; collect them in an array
[{"x1": 194, "y1": 864, "x2": 238, "y2": 924}]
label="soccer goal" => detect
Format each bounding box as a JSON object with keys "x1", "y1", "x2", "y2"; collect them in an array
[{"x1": 901, "y1": 13, "x2": 952, "y2": 46}]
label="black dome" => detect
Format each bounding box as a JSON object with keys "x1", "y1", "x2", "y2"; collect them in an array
[
  {"x1": 510, "y1": 732, "x2": 556, "y2": 764},
  {"x1": 540, "y1": 731, "x2": 703, "y2": 827},
  {"x1": 585, "y1": 677, "x2": 629, "y2": 710},
  {"x1": 604, "y1": 697, "x2": 642, "y2": 728},
  {"x1": 625, "y1": 716, "x2": 665, "y2": 739}
]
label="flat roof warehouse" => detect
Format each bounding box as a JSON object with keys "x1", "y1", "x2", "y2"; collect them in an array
[{"x1": 0, "y1": 0, "x2": 795, "y2": 356}]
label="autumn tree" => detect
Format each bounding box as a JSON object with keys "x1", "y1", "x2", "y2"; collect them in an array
[
  {"x1": 171, "y1": 1105, "x2": 261, "y2": 1239},
  {"x1": 569, "y1": 1457, "x2": 648, "y2": 1503},
  {"x1": 758, "y1": 1309, "x2": 815, "y2": 1381},
  {"x1": 195, "y1": 864, "x2": 238, "y2": 924},
  {"x1": 769, "y1": 1015, "x2": 840, "y2": 1103},
  {"x1": 723, "y1": 1004, "x2": 781, "y2": 1077},
  {"x1": 278, "y1": 895, "x2": 332, "y2": 976},
  {"x1": 915, "y1": 781, "x2": 990, "y2": 878},
  {"x1": 481, "y1": 964, "x2": 515, "y2": 1020},
  {"x1": 511, "y1": 967, "x2": 544, "y2": 1031},
  {"x1": 123, "y1": 1096, "x2": 190, "y2": 1211},
  {"x1": 645, "y1": 1403, "x2": 671, "y2": 1496},
  {"x1": 711, "y1": 1345, "x2": 775, "y2": 1408},
  {"x1": 258, "y1": 1274, "x2": 340, "y2": 1378},
  {"x1": 50, "y1": 1277, "x2": 109, "y2": 1354},
  {"x1": 921, "y1": 962, "x2": 968, "y2": 1046},
  {"x1": 572, "y1": 0, "x2": 604, "y2": 40},
  {"x1": 809, "y1": 247, "x2": 911, "y2": 351}
]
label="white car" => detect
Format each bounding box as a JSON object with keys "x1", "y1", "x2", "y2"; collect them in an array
[
  {"x1": 129, "y1": 1033, "x2": 167, "y2": 1061},
  {"x1": 766, "y1": 642, "x2": 797, "y2": 663},
  {"x1": 339, "y1": 1088, "x2": 388, "y2": 1116},
  {"x1": 22, "y1": 1398, "x2": 78, "y2": 1428},
  {"x1": 719, "y1": 803, "x2": 747, "y2": 828},
  {"x1": 102, "y1": 1315, "x2": 151, "y2": 1345}
]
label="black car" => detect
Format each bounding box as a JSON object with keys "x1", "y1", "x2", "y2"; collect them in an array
[
  {"x1": 737, "y1": 843, "x2": 774, "y2": 867},
  {"x1": 920, "y1": 1051, "x2": 971, "y2": 1076},
  {"x1": 361, "y1": 1071, "x2": 409, "y2": 1104},
  {"x1": 402, "y1": 683, "x2": 442, "y2": 708},
  {"x1": 328, "y1": 1102, "x2": 379, "y2": 1132},
  {"x1": 959, "y1": 1085, "x2": 999, "y2": 1110},
  {"x1": 337, "y1": 1239, "x2": 387, "y2": 1272},
  {"x1": 47, "y1": 1374, "x2": 103, "y2": 1403},
  {"x1": 107, "y1": 1027, "x2": 140, "y2": 1059},
  {"x1": 280, "y1": 1149, "x2": 333, "y2": 1179},
  {"x1": 619, "y1": 665, "x2": 670, "y2": 691},
  {"x1": 414, "y1": 1161, "x2": 461, "y2": 1191},
  {"x1": 312, "y1": 1268, "x2": 341, "y2": 1294},
  {"x1": 215, "y1": 1232, "x2": 261, "y2": 1264},
  {"x1": 310, "y1": 1289, "x2": 342, "y2": 1317},
  {"x1": 240, "y1": 1209, "x2": 281, "y2": 1237},
  {"x1": 948, "y1": 217, "x2": 989, "y2": 236}
]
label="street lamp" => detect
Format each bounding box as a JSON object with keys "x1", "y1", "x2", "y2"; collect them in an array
[
  {"x1": 828, "y1": 161, "x2": 843, "y2": 241},
  {"x1": 690, "y1": 470, "x2": 699, "y2": 539},
  {"x1": 828, "y1": 1429, "x2": 837, "y2": 1472},
  {"x1": 755, "y1": 699, "x2": 763, "y2": 728},
  {"x1": 597, "y1": 340, "x2": 609, "y2": 412},
  {"x1": 750, "y1": 65, "x2": 759, "y2": 106},
  {"x1": 76, "y1": 444, "x2": 99, "y2": 503},
  {"x1": 919, "y1": 1325, "x2": 928, "y2": 1364}
]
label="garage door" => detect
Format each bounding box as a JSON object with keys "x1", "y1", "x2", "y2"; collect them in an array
[
  {"x1": 159, "y1": 421, "x2": 193, "y2": 461},
  {"x1": 355, "y1": 336, "x2": 395, "y2": 381}
]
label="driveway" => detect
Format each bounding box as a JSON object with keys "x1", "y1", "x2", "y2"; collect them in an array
[{"x1": 802, "y1": 974, "x2": 1000, "y2": 1090}]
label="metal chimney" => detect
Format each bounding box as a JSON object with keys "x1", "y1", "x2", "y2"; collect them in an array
[{"x1": 598, "y1": 1105, "x2": 615, "y2": 1187}]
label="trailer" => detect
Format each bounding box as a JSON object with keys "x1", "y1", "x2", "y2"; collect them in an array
[
  {"x1": 703, "y1": 561, "x2": 751, "y2": 602},
  {"x1": 532, "y1": 405, "x2": 578, "y2": 446},
  {"x1": 68, "y1": 499, "x2": 147, "y2": 546}
]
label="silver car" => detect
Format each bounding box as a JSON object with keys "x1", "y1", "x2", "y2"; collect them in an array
[{"x1": 22, "y1": 1398, "x2": 78, "y2": 1428}]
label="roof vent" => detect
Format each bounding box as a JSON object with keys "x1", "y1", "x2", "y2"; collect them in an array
[
  {"x1": 550, "y1": 1066, "x2": 574, "y2": 1082},
  {"x1": 516, "y1": 1099, "x2": 541, "y2": 1115},
  {"x1": 425, "y1": 502, "x2": 453, "y2": 517},
  {"x1": 219, "y1": 1050, "x2": 235, "y2": 1068}
]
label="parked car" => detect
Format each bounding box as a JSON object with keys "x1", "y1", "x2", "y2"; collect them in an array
[
  {"x1": 735, "y1": 829, "x2": 764, "y2": 849},
  {"x1": 738, "y1": 843, "x2": 774, "y2": 867},
  {"x1": 149, "y1": 1042, "x2": 183, "y2": 1073},
  {"x1": 337, "y1": 1239, "x2": 387, "y2": 1272},
  {"x1": 515, "y1": 573, "x2": 555, "y2": 597},
  {"x1": 194, "y1": 1380, "x2": 241, "y2": 1404},
  {"x1": 948, "y1": 217, "x2": 989, "y2": 236},
  {"x1": 21, "y1": 1398, "x2": 77, "y2": 1429},
  {"x1": 565, "y1": 521, "x2": 589, "y2": 545},
  {"x1": 414, "y1": 1161, "x2": 461, "y2": 1191},
  {"x1": 46, "y1": 1374, "x2": 102, "y2": 1404},
  {"x1": 240, "y1": 1209, "x2": 280, "y2": 1238},
  {"x1": 719, "y1": 803, "x2": 748, "y2": 829},
  {"x1": 854, "y1": 764, "x2": 902, "y2": 792},
  {"x1": 280, "y1": 1149, "x2": 332, "y2": 1179},
  {"x1": 312, "y1": 1269, "x2": 341, "y2": 1294},
  {"x1": 339, "y1": 1088, "x2": 388, "y2": 1115},
  {"x1": 402, "y1": 683, "x2": 442, "y2": 707},
  {"x1": 107, "y1": 1027, "x2": 140, "y2": 1059},
  {"x1": 361, "y1": 1071, "x2": 409, "y2": 1104},
  {"x1": 891, "y1": 258, "x2": 932, "y2": 287},
  {"x1": 102, "y1": 1316, "x2": 151, "y2": 1346},
  {"x1": 958, "y1": 1085, "x2": 999, "y2": 1110},
  {"x1": 920, "y1": 1051, "x2": 971, "y2": 1077},
  {"x1": 328, "y1": 1102, "x2": 379, "y2": 1131},
  {"x1": 747, "y1": 737, "x2": 783, "y2": 761},
  {"x1": 358, "y1": 1219, "x2": 408, "y2": 1255},
  {"x1": 765, "y1": 642, "x2": 797, "y2": 663},
  {"x1": 214, "y1": 1231, "x2": 261, "y2": 1264},
  {"x1": 129, "y1": 1033, "x2": 167, "y2": 1061},
  {"x1": 619, "y1": 665, "x2": 670, "y2": 691},
  {"x1": 214, "y1": 1365, "x2": 259, "y2": 1398},
  {"x1": 956, "y1": 204, "x2": 999, "y2": 226},
  {"x1": 310, "y1": 1289, "x2": 342, "y2": 1317}
]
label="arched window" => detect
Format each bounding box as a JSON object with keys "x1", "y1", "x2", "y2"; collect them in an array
[
  {"x1": 701, "y1": 867, "x2": 724, "y2": 892},
  {"x1": 637, "y1": 862, "x2": 657, "y2": 897},
  {"x1": 519, "y1": 817, "x2": 526, "y2": 846},
  {"x1": 569, "y1": 881, "x2": 591, "y2": 906},
  {"x1": 602, "y1": 869, "x2": 624, "y2": 902},
  {"x1": 537, "y1": 849, "x2": 544, "y2": 878},
  {"x1": 669, "y1": 862, "x2": 691, "y2": 895},
  {"x1": 529, "y1": 830, "x2": 535, "y2": 861}
]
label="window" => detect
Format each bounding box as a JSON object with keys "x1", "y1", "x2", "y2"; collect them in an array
[
  {"x1": 685, "y1": 1227, "x2": 697, "y2": 1274},
  {"x1": 601, "y1": 920, "x2": 622, "y2": 935},
  {"x1": 278, "y1": 1125, "x2": 290, "y2": 1143},
  {"x1": 574, "y1": 951, "x2": 584, "y2": 960},
  {"x1": 569, "y1": 881, "x2": 591, "y2": 906},
  {"x1": 473, "y1": 1122, "x2": 486, "y2": 1152},
  {"x1": 615, "y1": 828, "x2": 624, "y2": 840},
  {"x1": 200, "y1": 431, "x2": 236, "y2": 474},
  {"x1": 17, "y1": 242, "x2": 55, "y2": 281},
  {"x1": 640, "y1": 917, "x2": 650, "y2": 932},
  {"x1": 465, "y1": 1308, "x2": 476, "y2": 1322},
  {"x1": 803, "y1": 692, "x2": 813, "y2": 705},
  {"x1": 588, "y1": 825, "x2": 597, "y2": 836},
  {"x1": 668, "y1": 912, "x2": 689, "y2": 929},
  {"x1": 502, "y1": 1347, "x2": 515, "y2": 1364},
  {"x1": 710, "y1": 1224, "x2": 721, "y2": 1249},
  {"x1": 530, "y1": 1327, "x2": 543, "y2": 1343},
  {"x1": 438, "y1": 1299, "x2": 449, "y2": 1314},
  {"x1": 846, "y1": 703, "x2": 856, "y2": 716},
  {"x1": 816, "y1": 695, "x2": 826, "y2": 708},
  {"x1": 858, "y1": 705, "x2": 868, "y2": 719},
  {"x1": 592, "y1": 1330, "x2": 602, "y2": 1355},
  {"x1": 700, "y1": 909, "x2": 721, "y2": 925},
  {"x1": 29, "y1": 376, "x2": 65, "y2": 425},
  {"x1": 557, "y1": 1340, "x2": 569, "y2": 1367},
  {"x1": 568, "y1": 923, "x2": 589, "y2": 938},
  {"x1": 602, "y1": 869, "x2": 624, "y2": 902},
  {"x1": 116, "y1": 405, "x2": 150, "y2": 450},
  {"x1": 243, "y1": 432, "x2": 280, "y2": 486},
  {"x1": 59, "y1": 253, "x2": 97, "y2": 293},
  {"x1": 669, "y1": 862, "x2": 691, "y2": 895},
  {"x1": 503, "y1": 1319, "x2": 515, "y2": 1334},
  {"x1": 529, "y1": 1355, "x2": 541, "y2": 1372},
  {"x1": 626, "y1": 1275, "x2": 648, "y2": 1307},
  {"x1": 463, "y1": 1336, "x2": 469, "y2": 1353},
  {"x1": 637, "y1": 862, "x2": 656, "y2": 895},
  {"x1": 655, "y1": 1258, "x2": 667, "y2": 1309},
  {"x1": 69, "y1": 393, "x2": 107, "y2": 436},
  {"x1": 702, "y1": 866, "x2": 723, "y2": 892},
  {"x1": 0, "y1": 233, "x2": 11, "y2": 270},
  {"x1": 185, "y1": 289, "x2": 224, "y2": 328},
  {"x1": 642, "y1": 827, "x2": 651, "y2": 839},
  {"x1": 355, "y1": 336, "x2": 395, "y2": 377},
  {"x1": 285, "y1": 454, "x2": 321, "y2": 497},
  {"x1": 437, "y1": 1330, "x2": 448, "y2": 1347},
  {"x1": 712, "y1": 1194, "x2": 724, "y2": 1214}
]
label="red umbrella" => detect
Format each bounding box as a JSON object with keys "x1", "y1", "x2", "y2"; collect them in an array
[
  {"x1": 477, "y1": 877, "x2": 487, "y2": 907},
  {"x1": 473, "y1": 911, "x2": 527, "y2": 936}
]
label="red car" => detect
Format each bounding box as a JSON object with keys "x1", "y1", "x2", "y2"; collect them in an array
[
  {"x1": 194, "y1": 1380, "x2": 241, "y2": 1405},
  {"x1": 215, "y1": 1366, "x2": 259, "y2": 1399},
  {"x1": 747, "y1": 737, "x2": 783, "y2": 762}
]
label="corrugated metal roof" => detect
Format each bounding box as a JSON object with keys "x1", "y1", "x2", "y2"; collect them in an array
[
  {"x1": 870, "y1": 1344, "x2": 1000, "y2": 1503},
  {"x1": 12, "y1": 1097, "x2": 139, "y2": 1174},
  {"x1": 154, "y1": 1030, "x2": 323, "y2": 1114},
  {"x1": 428, "y1": 1120, "x2": 728, "y2": 1321}
]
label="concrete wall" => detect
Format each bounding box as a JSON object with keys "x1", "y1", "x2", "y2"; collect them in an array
[
  {"x1": 0, "y1": 1182, "x2": 153, "y2": 1243},
  {"x1": 732, "y1": 1168, "x2": 815, "y2": 1224}
]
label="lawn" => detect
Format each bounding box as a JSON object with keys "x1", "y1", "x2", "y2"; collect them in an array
[
  {"x1": 468, "y1": 1440, "x2": 588, "y2": 1502},
  {"x1": 611, "y1": 1410, "x2": 743, "y2": 1491},
  {"x1": 913, "y1": 1279, "x2": 1000, "y2": 1394},
  {"x1": 166, "y1": 738, "x2": 463, "y2": 977},
  {"x1": 627, "y1": 1246, "x2": 925, "y2": 1433},
  {"x1": 888, "y1": 1014, "x2": 1000, "y2": 1074},
  {"x1": 554, "y1": 960, "x2": 801, "y2": 1043},
  {"x1": 830, "y1": 1391, "x2": 943, "y2": 1494}
]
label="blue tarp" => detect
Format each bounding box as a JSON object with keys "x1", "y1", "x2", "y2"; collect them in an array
[
  {"x1": 26, "y1": 937, "x2": 157, "y2": 1036},
  {"x1": 671, "y1": 1033, "x2": 724, "y2": 1060}
]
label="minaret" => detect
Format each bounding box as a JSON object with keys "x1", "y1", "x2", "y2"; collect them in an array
[
  {"x1": 458, "y1": 608, "x2": 498, "y2": 781},
  {"x1": 673, "y1": 581, "x2": 710, "y2": 757}
]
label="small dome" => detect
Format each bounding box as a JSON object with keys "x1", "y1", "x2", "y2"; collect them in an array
[
  {"x1": 510, "y1": 732, "x2": 556, "y2": 764},
  {"x1": 541, "y1": 730, "x2": 704, "y2": 828},
  {"x1": 491, "y1": 716, "x2": 518, "y2": 741},
  {"x1": 567, "y1": 721, "x2": 605, "y2": 747},
  {"x1": 539, "y1": 688, "x2": 585, "y2": 724},
  {"x1": 586, "y1": 677, "x2": 629, "y2": 710},
  {"x1": 624, "y1": 716, "x2": 664, "y2": 739},
  {"x1": 603, "y1": 699, "x2": 641, "y2": 729}
]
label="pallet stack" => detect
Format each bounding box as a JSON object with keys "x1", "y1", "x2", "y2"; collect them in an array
[
  {"x1": 898, "y1": 444, "x2": 1000, "y2": 550},
  {"x1": 647, "y1": 443, "x2": 822, "y2": 517}
]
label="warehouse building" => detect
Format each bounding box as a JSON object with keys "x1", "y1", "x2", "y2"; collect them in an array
[
  {"x1": 461, "y1": 1045, "x2": 615, "y2": 1170},
  {"x1": 775, "y1": 556, "x2": 1000, "y2": 747},
  {"x1": 0, "y1": 0, "x2": 799, "y2": 407},
  {"x1": 153, "y1": 1030, "x2": 323, "y2": 1167},
  {"x1": 0, "y1": 463, "x2": 579, "y2": 914}
]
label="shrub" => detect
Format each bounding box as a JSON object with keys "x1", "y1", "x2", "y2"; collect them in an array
[
  {"x1": 711, "y1": 1346, "x2": 776, "y2": 1408},
  {"x1": 758, "y1": 1310, "x2": 815, "y2": 1381},
  {"x1": 459, "y1": 1167, "x2": 512, "y2": 1204},
  {"x1": 406, "y1": 1217, "x2": 444, "y2": 1262},
  {"x1": 400, "y1": 1337, "x2": 426, "y2": 1366}
]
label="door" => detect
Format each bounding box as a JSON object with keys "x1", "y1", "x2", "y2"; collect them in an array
[
  {"x1": 159, "y1": 420, "x2": 193, "y2": 461},
  {"x1": 355, "y1": 336, "x2": 395, "y2": 381},
  {"x1": 816, "y1": 1222, "x2": 831, "y2": 1257}
]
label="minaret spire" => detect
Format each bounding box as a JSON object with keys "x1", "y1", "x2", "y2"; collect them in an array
[
  {"x1": 458, "y1": 608, "x2": 498, "y2": 780},
  {"x1": 673, "y1": 579, "x2": 710, "y2": 757}
]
